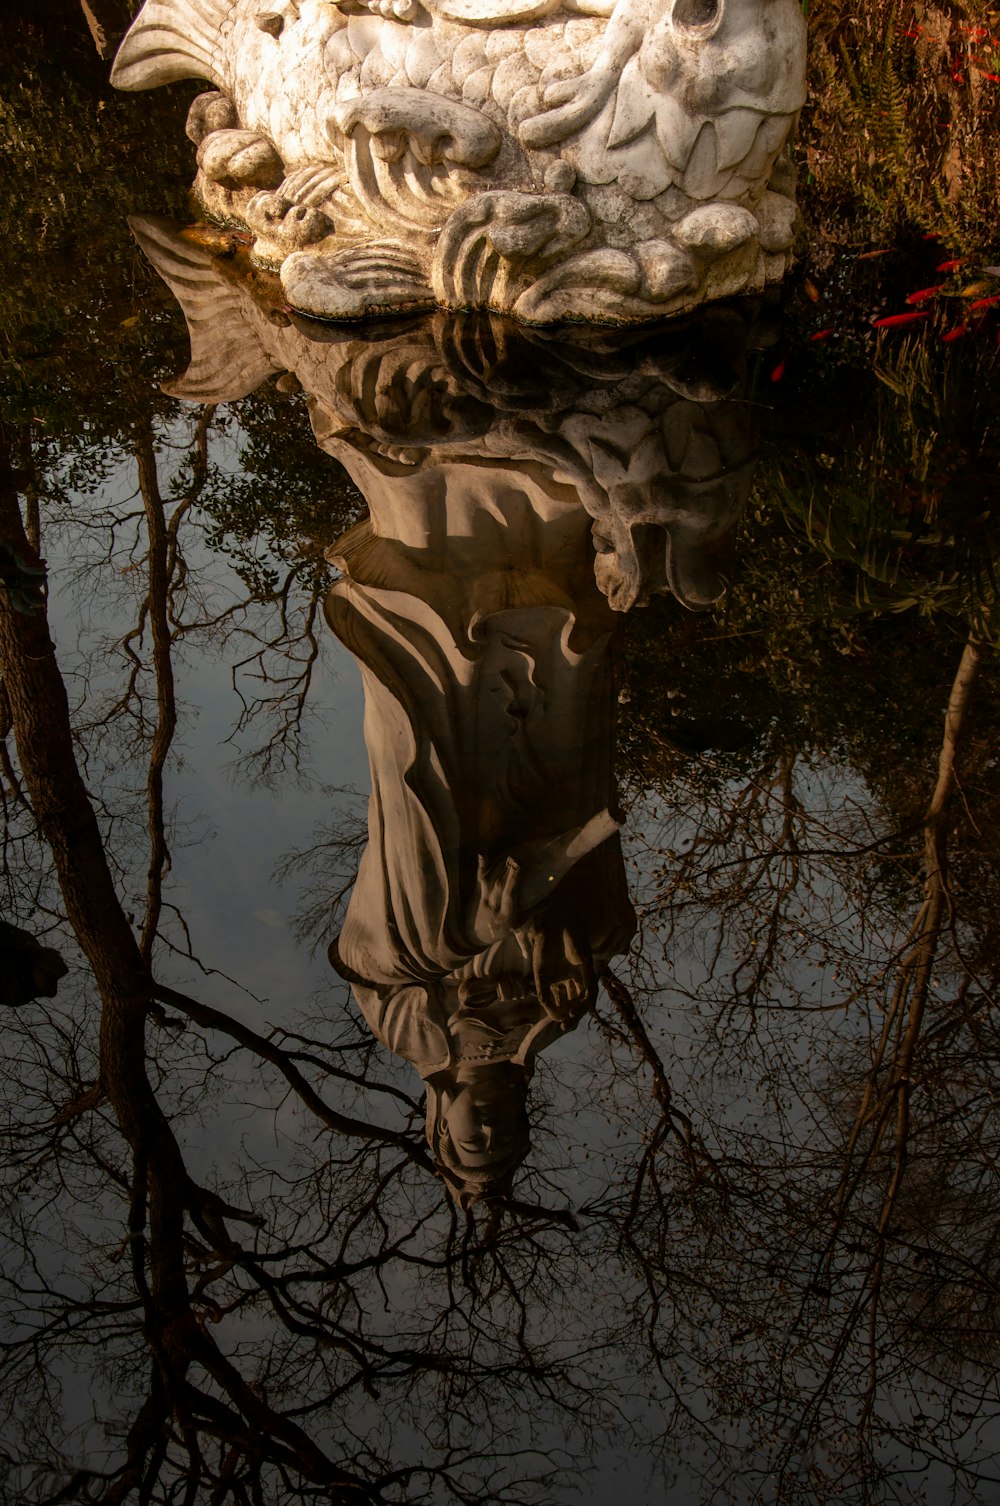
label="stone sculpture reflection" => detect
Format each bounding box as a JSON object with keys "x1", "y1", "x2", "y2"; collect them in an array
[
  {"x1": 325, "y1": 497, "x2": 635, "y2": 1201},
  {"x1": 136, "y1": 215, "x2": 762, "y2": 1197},
  {"x1": 133, "y1": 216, "x2": 760, "y2": 613},
  {"x1": 112, "y1": 0, "x2": 806, "y2": 323}
]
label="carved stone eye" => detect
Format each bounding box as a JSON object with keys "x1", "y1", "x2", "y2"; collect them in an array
[
  {"x1": 256, "y1": 10, "x2": 285, "y2": 33},
  {"x1": 672, "y1": 0, "x2": 720, "y2": 30}
]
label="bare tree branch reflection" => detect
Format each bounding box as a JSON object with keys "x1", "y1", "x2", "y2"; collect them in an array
[
  {"x1": 4, "y1": 203, "x2": 1000, "y2": 1505},
  {"x1": 0, "y1": 424, "x2": 631, "y2": 1504}
]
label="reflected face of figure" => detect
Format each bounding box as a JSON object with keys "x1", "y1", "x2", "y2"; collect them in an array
[{"x1": 438, "y1": 1063, "x2": 530, "y2": 1171}]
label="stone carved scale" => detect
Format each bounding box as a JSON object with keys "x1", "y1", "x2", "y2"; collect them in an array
[
  {"x1": 113, "y1": 0, "x2": 806, "y2": 323},
  {"x1": 136, "y1": 217, "x2": 761, "y2": 1198}
]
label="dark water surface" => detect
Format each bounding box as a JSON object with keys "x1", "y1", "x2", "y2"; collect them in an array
[{"x1": 4, "y1": 12, "x2": 1000, "y2": 1505}]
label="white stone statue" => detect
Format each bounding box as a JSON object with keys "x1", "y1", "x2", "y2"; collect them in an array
[{"x1": 113, "y1": 0, "x2": 806, "y2": 323}]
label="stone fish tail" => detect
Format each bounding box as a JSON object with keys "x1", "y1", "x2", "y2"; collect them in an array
[{"x1": 111, "y1": 0, "x2": 232, "y2": 91}]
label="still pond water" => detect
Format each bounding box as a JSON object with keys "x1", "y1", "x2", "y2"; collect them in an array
[{"x1": 3, "y1": 13, "x2": 1000, "y2": 1505}]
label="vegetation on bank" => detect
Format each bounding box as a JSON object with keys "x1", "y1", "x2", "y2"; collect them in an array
[{"x1": 801, "y1": 0, "x2": 1000, "y2": 252}]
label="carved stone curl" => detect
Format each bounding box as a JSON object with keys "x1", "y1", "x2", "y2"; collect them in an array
[{"x1": 113, "y1": 0, "x2": 806, "y2": 324}]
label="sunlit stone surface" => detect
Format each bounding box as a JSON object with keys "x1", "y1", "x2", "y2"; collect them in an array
[{"x1": 112, "y1": 0, "x2": 806, "y2": 323}]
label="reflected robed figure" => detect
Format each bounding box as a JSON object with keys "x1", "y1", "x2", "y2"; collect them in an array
[
  {"x1": 133, "y1": 215, "x2": 762, "y2": 1199},
  {"x1": 325, "y1": 474, "x2": 634, "y2": 1202}
]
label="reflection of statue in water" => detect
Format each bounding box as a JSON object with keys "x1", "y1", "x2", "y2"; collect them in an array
[
  {"x1": 131, "y1": 216, "x2": 761, "y2": 614},
  {"x1": 134, "y1": 216, "x2": 763, "y2": 1198},
  {"x1": 325, "y1": 510, "x2": 634, "y2": 1202}
]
